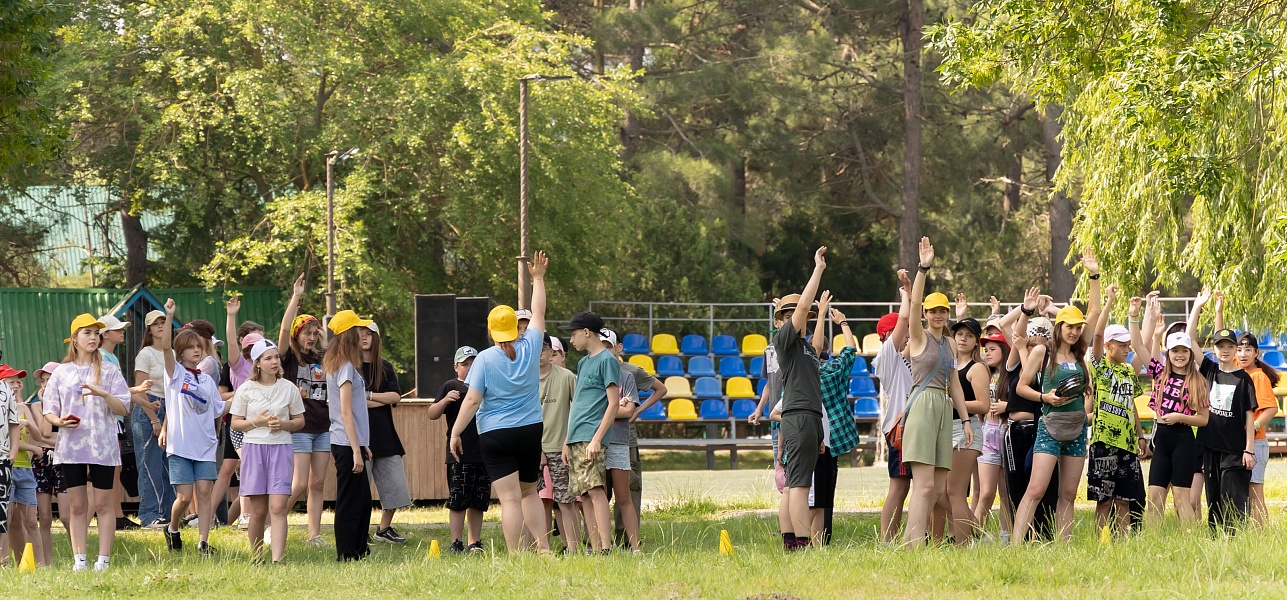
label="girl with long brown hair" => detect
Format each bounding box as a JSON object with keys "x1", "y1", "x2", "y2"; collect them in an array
[
  {"x1": 324, "y1": 309, "x2": 374, "y2": 561},
  {"x1": 360, "y1": 322, "x2": 412, "y2": 544},
  {"x1": 277, "y1": 273, "x2": 332, "y2": 547}
]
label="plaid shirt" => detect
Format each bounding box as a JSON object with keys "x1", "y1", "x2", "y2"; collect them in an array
[{"x1": 820, "y1": 346, "x2": 860, "y2": 457}]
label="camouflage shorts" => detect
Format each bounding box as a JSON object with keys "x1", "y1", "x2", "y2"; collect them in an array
[
  {"x1": 539, "y1": 451, "x2": 576, "y2": 504},
  {"x1": 566, "y1": 442, "x2": 607, "y2": 497}
]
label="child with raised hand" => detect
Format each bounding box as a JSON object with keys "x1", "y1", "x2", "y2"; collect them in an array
[
  {"x1": 278, "y1": 273, "x2": 333, "y2": 547},
  {"x1": 158, "y1": 298, "x2": 227, "y2": 556},
  {"x1": 231, "y1": 339, "x2": 304, "y2": 563}
]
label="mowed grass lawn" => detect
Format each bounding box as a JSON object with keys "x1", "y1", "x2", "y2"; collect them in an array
[{"x1": 10, "y1": 461, "x2": 1287, "y2": 599}]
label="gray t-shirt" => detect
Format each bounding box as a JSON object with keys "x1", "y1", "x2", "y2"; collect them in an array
[
  {"x1": 773, "y1": 320, "x2": 822, "y2": 415},
  {"x1": 539, "y1": 365, "x2": 576, "y2": 453},
  {"x1": 618, "y1": 362, "x2": 656, "y2": 447},
  {"x1": 327, "y1": 361, "x2": 369, "y2": 447}
]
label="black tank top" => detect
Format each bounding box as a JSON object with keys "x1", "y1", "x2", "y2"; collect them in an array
[{"x1": 957, "y1": 360, "x2": 978, "y2": 402}]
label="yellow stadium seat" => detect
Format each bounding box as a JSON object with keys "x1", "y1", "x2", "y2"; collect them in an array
[
  {"x1": 1134, "y1": 395, "x2": 1155, "y2": 421},
  {"x1": 628, "y1": 354, "x2": 656, "y2": 375},
  {"x1": 741, "y1": 334, "x2": 768, "y2": 356},
  {"x1": 832, "y1": 334, "x2": 847, "y2": 356},
  {"x1": 726, "y1": 376, "x2": 756, "y2": 399},
  {"x1": 1274, "y1": 381, "x2": 1287, "y2": 397},
  {"x1": 862, "y1": 333, "x2": 881, "y2": 356},
  {"x1": 667, "y1": 398, "x2": 698, "y2": 420},
  {"x1": 652, "y1": 334, "x2": 679, "y2": 355},
  {"x1": 664, "y1": 376, "x2": 693, "y2": 398}
]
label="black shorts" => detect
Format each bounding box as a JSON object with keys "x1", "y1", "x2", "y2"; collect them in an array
[
  {"x1": 1087, "y1": 442, "x2": 1144, "y2": 502},
  {"x1": 811, "y1": 448, "x2": 839, "y2": 509},
  {"x1": 61, "y1": 463, "x2": 116, "y2": 491},
  {"x1": 885, "y1": 430, "x2": 912, "y2": 479},
  {"x1": 32, "y1": 451, "x2": 66, "y2": 494},
  {"x1": 478, "y1": 422, "x2": 543, "y2": 483},
  {"x1": 781, "y1": 411, "x2": 823, "y2": 489},
  {"x1": 446, "y1": 462, "x2": 492, "y2": 512},
  {"x1": 221, "y1": 420, "x2": 240, "y2": 461},
  {"x1": 1148, "y1": 424, "x2": 1199, "y2": 489}
]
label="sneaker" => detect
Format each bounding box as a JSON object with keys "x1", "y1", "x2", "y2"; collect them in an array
[
  {"x1": 237, "y1": 513, "x2": 250, "y2": 530},
  {"x1": 198, "y1": 541, "x2": 214, "y2": 557},
  {"x1": 73, "y1": 561, "x2": 88, "y2": 572},
  {"x1": 116, "y1": 517, "x2": 142, "y2": 530},
  {"x1": 466, "y1": 541, "x2": 484, "y2": 554},
  {"x1": 375, "y1": 527, "x2": 406, "y2": 544},
  {"x1": 164, "y1": 528, "x2": 183, "y2": 552},
  {"x1": 305, "y1": 535, "x2": 329, "y2": 548},
  {"x1": 143, "y1": 518, "x2": 170, "y2": 530},
  {"x1": 182, "y1": 514, "x2": 199, "y2": 526},
  {"x1": 449, "y1": 540, "x2": 465, "y2": 553},
  {"x1": 94, "y1": 560, "x2": 110, "y2": 572},
  {"x1": 264, "y1": 526, "x2": 271, "y2": 546}
]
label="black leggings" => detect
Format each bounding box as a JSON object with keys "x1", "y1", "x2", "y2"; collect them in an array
[
  {"x1": 1003, "y1": 420, "x2": 1058, "y2": 540},
  {"x1": 331, "y1": 445, "x2": 372, "y2": 561},
  {"x1": 1204, "y1": 450, "x2": 1250, "y2": 534},
  {"x1": 1149, "y1": 424, "x2": 1199, "y2": 489}
]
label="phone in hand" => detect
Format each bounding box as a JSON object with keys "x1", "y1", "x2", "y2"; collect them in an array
[{"x1": 64, "y1": 414, "x2": 82, "y2": 425}]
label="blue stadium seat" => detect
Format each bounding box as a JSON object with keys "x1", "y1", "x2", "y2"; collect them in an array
[
  {"x1": 711, "y1": 334, "x2": 739, "y2": 356},
  {"x1": 749, "y1": 356, "x2": 764, "y2": 378},
  {"x1": 638, "y1": 388, "x2": 652, "y2": 400},
  {"x1": 681, "y1": 334, "x2": 709, "y2": 356},
  {"x1": 700, "y1": 399, "x2": 730, "y2": 419},
  {"x1": 849, "y1": 377, "x2": 877, "y2": 397},
  {"x1": 756, "y1": 377, "x2": 767, "y2": 396},
  {"x1": 854, "y1": 397, "x2": 880, "y2": 418},
  {"x1": 656, "y1": 355, "x2": 686, "y2": 378},
  {"x1": 622, "y1": 334, "x2": 649, "y2": 355},
  {"x1": 849, "y1": 356, "x2": 870, "y2": 376},
  {"x1": 762, "y1": 398, "x2": 773, "y2": 418},
  {"x1": 1258, "y1": 333, "x2": 1278, "y2": 349},
  {"x1": 731, "y1": 399, "x2": 758, "y2": 419},
  {"x1": 687, "y1": 356, "x2": 717, "y2": 378},
  {"x1": 639, "y1": 401, "x2": 667, "y2": 420},
  {"x1": 719, "y1": 357, "x2": 747, "y2": 378},
  {"x1": 1265, "y1": 350, "x2": 1287, "y2": 370},
  {"x1": 694, "y1": 377, "x2": 723, "y2": 399}
]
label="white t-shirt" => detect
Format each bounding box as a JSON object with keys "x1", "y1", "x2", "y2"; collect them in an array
[
  {"x1": 874, "y1": 337, "x2": 913, "y2": 435},
  {"x1": 163, "y1": 360, "x2": 226, "y2": 461},
  {"x1": 135, "y1": 346, "x2": 166, "y2": 391},
  {"x1": 231, "y1": 378, "x2": 305, "y2": 445}
]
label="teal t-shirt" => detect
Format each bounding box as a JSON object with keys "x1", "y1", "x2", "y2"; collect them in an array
[
  {"x1": 566, "y1": 350, "x2": 620, "y2": 445},
  {"x1": 1041, "y1": 360, "x2": 1086, "y2": 414}
]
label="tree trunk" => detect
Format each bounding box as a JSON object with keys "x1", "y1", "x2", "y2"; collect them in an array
[
  {"x1": 121, "y1": 207, "x2": 148, "y2": 286},
  {"x1": 1004, "y1": 152, "x2": 1022, "y2": 213},
  {"x1": 619, "y1": 0, "x2": 644, "y2": 161},
  {"x1": 1041, "y1": 105, "x2": 1074, "y2": 300},
  {"x1": 898, "y1": 0, "x2": 924, "y2": 270}
]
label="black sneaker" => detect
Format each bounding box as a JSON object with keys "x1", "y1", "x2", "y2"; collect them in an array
[
  {"x1": 449, "y1": 540, "x2": 465, "y2": 553},
  {"x1": 197, "y1": 541, "x2": 214, "y2": 557},
  {"x1": 182, "y1": 514, "x2": 199, "y2": 526},
  {"x1": 116, "y1": 517, "x2": 142, "y2": 530},
  {"x1": 144, "y1": 518, "x2": 169, "y2": 530},
  {"x1": 164, "y1": 528, "x2": 183, "y2": 552},
  {"x1": 466, "y1": 541, "x2": 484, "y2": 554},
  {"x1": 375, "y1": 527, "x2": 406, "y2": 544}
]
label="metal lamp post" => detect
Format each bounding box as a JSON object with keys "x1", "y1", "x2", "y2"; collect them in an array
[
  {"x1": 517, "y1": 74, "x2": 570, "y2": 310},
  {"x1": 326, "y1": 147, "x2": 359, "y2": 320}
]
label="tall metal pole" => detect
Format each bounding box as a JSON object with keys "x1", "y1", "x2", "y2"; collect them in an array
[
  {"x1": 518, "y1": 77, "x2": 531, "y2": 310},
  {"x1": 326, "y1": 151, "x2": 338, "y2": 320}
]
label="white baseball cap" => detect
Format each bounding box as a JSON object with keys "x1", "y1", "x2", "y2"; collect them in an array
[
  {"x1": 599, "y1": 328, "x2": 618, "y2": 346},
  {"x1": 366, "y1": 321, "x2": 381, "y2": 336},
  {"x1": 1165, "y1": 332, "x2": 1193, "y2": 351},
  {"x1": 515, "y1": 309, "x2": 533, "y2": 322},
  {"x1": 250, "y1": 339, "x2": 278, "y2": 362},
  {"x1": 98, "y1": 315, "x2": 131, "y2": 331},
  {"x1": 1103, "y1": 324, "x2": 1131, "y2": 344}
]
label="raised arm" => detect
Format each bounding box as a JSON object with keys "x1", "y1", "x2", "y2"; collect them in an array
[
  {"x1": 812, "y1": 290, "x2": 832, "y2": 356},
  {"x1": 831, "y1": 307, "x2": 857, "y2": 349},
  {"x1": 529, "y1": 251, "x2": 548, "y2": 334},
  {"x1": 907, "y1": 237, "x2": 935, "y2": 353},
  {"x1": 1092, "y1": 283, "x2": 1115, "y2": 362},
  {"x1": 1129, "y1": 296, "x2": 1153, "y2": 368},
  {"x1": 1080, "y1": 251, "x2": 1102, "y2": 346},
  {"x1": 226, "y1": 295, "x2": 243, "y2": 370},
  {"x1": 278, "y1": 273, "x2": 306, "y2": 348},
  {"x1": 1212, "y1": 291, "x2": 1225, "y2": 333},
  {"x1": 161, "y1": 298, "x2": 177, "y2": 378},
  {"x1": 955, "y1": 293, "x2": 968, "y2": 320},
  {"x1": 791, "y1": 247, "x2": 828, "y2": 335},
  {"x1": 891, "y1": 270, "x2": 912, "y2": 351},
  {"x1": 1185, "y1": 289, "x2": 1211, "y2": 352}
]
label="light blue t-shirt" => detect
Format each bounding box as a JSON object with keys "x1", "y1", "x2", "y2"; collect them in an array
[
  {"x1": 465, "y1": 327, "x2": 543, "y2": 434},
  {"x1": 327, "y1": 361, "x2": 369, "y2": 447},
  {"x1": 566, "y1": 349, "x2": 620, "y2": 445},
  {"x1": 100, "y1": 348, "x2": 121, "y2": 367}
]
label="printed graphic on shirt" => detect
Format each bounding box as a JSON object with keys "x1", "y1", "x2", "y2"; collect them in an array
[
  {"x1": 296, "y1": 363, "x2": 327, "y2": 404},
  {"x1": 1209, "y1": 382, "x2": 1236, "y2": 416}
]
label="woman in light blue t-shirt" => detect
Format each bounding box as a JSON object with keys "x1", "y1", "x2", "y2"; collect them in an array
[{"x1": 450, "y1": 251, "x2": 551, "y2": 555}]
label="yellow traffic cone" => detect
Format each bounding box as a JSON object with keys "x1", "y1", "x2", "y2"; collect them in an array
[
  {"x1": 18, "y1": 543, "x2": 35, "y2": 571},
  {"x1": 718, "y1": 529, "x2": 733, "y2": 556},
  {"x1": 1099, "y1": 524, "x2": 1112, "y2": 546},
  {"x1": 428, "y1": 539, "x2": 441, "y2": 559}
]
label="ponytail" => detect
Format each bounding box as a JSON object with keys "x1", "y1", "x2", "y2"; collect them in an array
[
  {"x1": 499, "y1": 341, "x2": 516, "y2": 361},
  {"x1": 1256, "y1": 358, "x2": 1281, "y2": 389}
]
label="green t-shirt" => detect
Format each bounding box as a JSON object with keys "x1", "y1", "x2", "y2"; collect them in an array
[
  {"x1": 566, "y1": 350, "x2": 620, "y2": 445},
  {"x1": 539, "y1": 365, "x2": 577, "y2": 453},
  {"x1": 1089, "y1": 357, "x2": 1137, "y2": 452},
  {"x1": 1041, "y1": 359, "x2": 1087, "y2": 414}
]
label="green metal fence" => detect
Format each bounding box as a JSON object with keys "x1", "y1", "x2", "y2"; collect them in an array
[{"x1": 0, "y1": 286, "x2": 286, "y2": 382}]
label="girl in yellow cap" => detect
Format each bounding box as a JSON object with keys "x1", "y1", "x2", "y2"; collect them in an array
[
  {"x1": 42, "y1": 314, "x2": 132, "y2": 571},
  {"x1": 277, "y1": 273, "x2": 332, "y2": 547},
  {"x1": 325, "y1": 308, "x2": 375, "y2": 561}
]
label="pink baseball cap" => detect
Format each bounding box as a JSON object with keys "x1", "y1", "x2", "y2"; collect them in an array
[
  {"x1": 240, "y1": 331, "x2": 266, "y2": 349},
  {"x1": 34, "y1": 362, "x2": 62, "y2": 378}
]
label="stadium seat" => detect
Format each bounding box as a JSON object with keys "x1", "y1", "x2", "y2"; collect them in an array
[
  {"x1": 832, "y1": 334, "x2": 847, "y2": 356},
  {"x1": 726, "y1": 376, "x2": 756, "y2": 399},
  {"x1": 668, "y1": 398, "x2": 698, "y2": 420},
  {"x1": 652, "y1": 334, "x2": 680, "y2": 355},
  {"x1": 762, "y1": 399, "x2": 773, "y2": 418},
  {"x1": 749, "y1": 356, "x2": 764, "y2": 378},
  {"x1": 741, "y1": 334, "x2": 768, "y2": 356},
  {"x1": 1274, "y1": 378, "x2": 1287, "y2": 397},
  {"x1": 622, "y1": 333, "x2": 649, "y2": 355},
  {"x1": 731, "y1": 399, "x2": 758, "y2": 419},
  {"x1": 849, "y1": 377, "x2": 877, "y2": 397},
  {"x1": 656, "y1": 355, "x2": 686, "y2": 378},
  {"x1": 687, "y1": 355, "x2": 717, "y2": 378},
  {"x1": 700, "y1": 399, "x2": 730, "y2": 420},
  {"x1": 1258, "y1": 333, "x2": 1279, "y2": 349},
  {"x1": 712, "y1": 335, "x2": 739, "y2": 356},
  {"x1": 719, "y1": 357, "x2": 747, "y2": 378},
  {"x1": 638, "y1": 388, "x2": 652, "y2": 400},
  {"x1": 694, "y1": 377, "x2": 723, "y2": 399},
  {"x1": 639, "y1": 401, "x2": 667, "y2": 420},
  {"x1": 756, "y1": 377, "x2": 767, "y2": 396},
  {"x1": 680, "y1": 334, "x2": 709, "y2": 356},
  {"x1": 1134, "y1": 395, "x2": 1155, "y2": 421},
  {"x1": 1265, "y1": 350, "x2": 1287, "y2": 370},
  {"x1": 854, "y1": 397, "x2": 880, "y2": 418},
  {"x1": 628, "y1": 355, "x2": 656, "y2": 375},
  {"x1": 664, "y1": 376, "x2": 693, "y2": 398},
  {"x1": 861, "y1": 333, "x2": 881, "y2": 356},
  {"x1": 849, "y1": 356, "x2": 869, "y2": 376}
]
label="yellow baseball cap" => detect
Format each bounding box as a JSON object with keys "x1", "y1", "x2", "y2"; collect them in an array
[
  {"x1": 65, "y1": 313, "x2": 105, "y2": 343},
  {"x1": 1055, "y1": 305, "x2": 1087, "y2": 326},
  {"x1": 327, "y1": 310, "x2": 373, "y2": 336},
  {"x1": 923, "y1": 292, "x2": 950, "y2": 311},
  {"x1": 488, "y1": 305, "x2": 519, "y2": 343}
]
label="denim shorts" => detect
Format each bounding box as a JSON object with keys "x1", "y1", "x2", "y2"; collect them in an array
[
  {"x1": 605, "y1": 443, "x2": 631, "y2": 471},
  {"x1": 291, "y1": 430, "x2": 331, "y2": 453},
  {"x1": 168, "y1": 455, "x2": 218, "y2": 485},
  {"x1": 1252, "y1": 438, "x2": 1269, "y2": 484},
  {"x1": 1033, "y1": 419, "x2": 1088, "y2": 458},
  {"x1": 11, "y1": 467, "x2": 37, "y2": 506}
]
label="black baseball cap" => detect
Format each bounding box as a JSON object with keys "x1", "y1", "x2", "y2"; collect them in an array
[
  {"x1": 1211, "y1": 328, "x2": 1238, "y2": 345},
  {"x1": 950, "y1": 318, "x2": 982, "y2": 337},
  {"x1": 1237, "y1": 332, "x2": 1258, "y2": 348},
  {"x1": 557, "y1": 311, "x2": 605, "y2": 332}
]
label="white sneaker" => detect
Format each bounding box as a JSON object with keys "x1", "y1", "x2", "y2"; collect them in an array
[
  {"x1": 306, "y1": 535, "x2": 329, "y2": 547},
  {"x1": 237, "y1": 513, "x2": 251, "y2": 530},
  {"x1": 264, "y1": 526, "x2": 272, "y2": 545},
  {"x1": 73, "y1": 562, "x2": 88, "y2": 572},
  {"x1": 94, "y1": 561, "x2": 110, "y2": 572}
]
